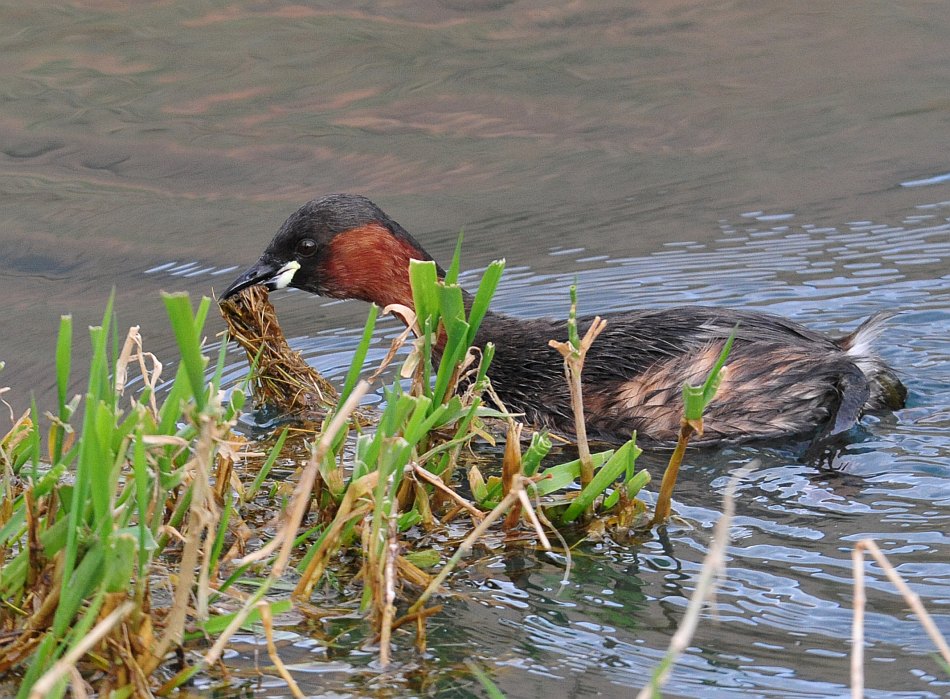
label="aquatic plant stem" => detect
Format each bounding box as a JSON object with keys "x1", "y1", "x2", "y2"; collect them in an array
[
  {"x1": 851, "y1": 544, "x2": 866, "y2": 699},
  {"x1": 260, "y1": 602, "x2": 304, "y2": 699},
  {"x1": 412, "y1": 465, "x2": 483, "y2": 520},
  {"x1": 651, "y1": 418, "x2": 697, "y2": 526},
  {"x1": 29, "y1": 601, "x2": 135, "y2": 699},
  {"x1": 652, "y1": 335, "x2": 734, "y2": 526},
  {"x1": 566, "y1": 363, "x2": 593, "y2": 485},
  {"x1": 548, "y1": 309, "x2": 607, "y2": 492},
  {"x1": 637, "y1": 464, "x2": 753, "y2": 699},
  {"x1": 378, "y1": 519, "x2": 399, "y2": 668},
  {"x1": 851, "y1": 538, "x2": 950, "y2": 698},
  {"x1": 502, "y1": 420, "x2": 523, "y2": 530}
]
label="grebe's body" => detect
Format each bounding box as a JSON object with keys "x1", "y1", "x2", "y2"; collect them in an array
[{"x1": 223, "y1": 194, "x2": 906, "y2": 445}]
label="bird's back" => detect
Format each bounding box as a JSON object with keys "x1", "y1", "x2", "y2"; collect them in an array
[{"x1": 475, "y1": 306, "x2": 904, "y2": 445}]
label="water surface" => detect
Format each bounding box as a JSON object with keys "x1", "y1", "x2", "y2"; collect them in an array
[{"x1": 1, "y1": 2, "x2": 948, "y2": 697}]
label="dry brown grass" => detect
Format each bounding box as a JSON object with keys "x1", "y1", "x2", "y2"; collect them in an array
[
  {"x1": 851, "y1": 538, "x2": 950, "y2": 698},
  {"x1": 218, "y1": 285, "x2": 338, "y2": 413}
]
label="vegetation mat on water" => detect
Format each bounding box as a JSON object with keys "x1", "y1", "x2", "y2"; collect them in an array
[
  {"x1": 0, "y1": 244, "x2": 751, "y2": 696},
  {"x1": 0, "y1": 294, "x2": 271, "y2": 698}
]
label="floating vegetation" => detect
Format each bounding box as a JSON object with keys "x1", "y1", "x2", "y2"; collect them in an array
[
  {"x1": 0, "y1": 246, "x2": 752, "y2": 696},
  {"x1": 0, "y1": 295, "x2": 273, "y2": 697}
]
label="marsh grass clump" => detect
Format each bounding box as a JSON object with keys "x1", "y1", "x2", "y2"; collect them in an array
[
  {"x1": 0, "y1": 243, "x2": 720, "y2": 696},
  {"x1": 218, "y1": 284, "x2": 337, "y2": 413},
  {"x1": 213, "y1": 246, "x2": 657, "y2": 662},
  {"x1": 0, "y1": 294, "x2": 314, "y2": 698}
]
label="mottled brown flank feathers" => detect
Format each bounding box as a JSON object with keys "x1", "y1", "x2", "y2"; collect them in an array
[
  {"x1": 472, "y1": 305, "x2": 902, "y2": 445},
  {"x1": 321, "y1": 223, "x2": 424, "y2": 308},
  {"x1": 609, "y1": 345, "x2": 858, "y2": 442}
]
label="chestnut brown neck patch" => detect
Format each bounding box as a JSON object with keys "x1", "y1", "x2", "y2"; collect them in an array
[{"x1": 321, "y1": 223, "x2": 423, "y2": 308}]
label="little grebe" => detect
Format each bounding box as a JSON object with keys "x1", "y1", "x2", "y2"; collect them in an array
[{"x1": 222, "y1": 194, "x2": 906, "y2": 445}]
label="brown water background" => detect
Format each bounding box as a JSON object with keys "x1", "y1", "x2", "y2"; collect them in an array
[{"x1": 1, "y1": 2, "x2": 949, "y2": 698}]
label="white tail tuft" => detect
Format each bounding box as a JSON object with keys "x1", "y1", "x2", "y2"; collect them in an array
[
  {"x1": 839, "y1": 311, "x2": 906, "y2": 410},
  {"x1": 841, "y1": 311, "x2": 898, "y2": 360}
]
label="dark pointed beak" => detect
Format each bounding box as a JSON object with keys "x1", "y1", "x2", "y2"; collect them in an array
[{"x1": 221, "y1": 257, "x2": 300, "y2": 300}]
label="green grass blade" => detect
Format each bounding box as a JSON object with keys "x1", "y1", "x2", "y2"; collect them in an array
[
  {"x1": 28, "y1": 399, "x2": 40, "y2": 476},
  {"x1": 475, "y1": 342, "x2": 495, "y2": 388},
  {"x1": 409, "y1": 259, "x2": 440, "y2": 328},
  {"x1": 432, "y1": 334, "x2": 469, "y2": 407},
  {"x1": 52, "y1": 542, "x2": 104, "y2": 637},
  {"x1": 60, "y1": 316, "x2": 114, "y2": 607},
  {"x1": 405, "y1": 396, "x2": 464, "y2": 446},
  {"x1": 157, "y1": 364, "x2": 191, "y2": 434},
  {"x1": 338, "y1": 304, "x2": 379, "y2": 407},
  {"x1": 437, "y1": 283, "x2": 466, "y2": 327},
  {"x1": 466, "y1": 260, "x2": 504, "y2": 346},
  {"x1": 162, "y1": 293, "x2": 208, "y2": 411},
  {"x1": 567, "y1": 283, "x2": 580, "y2": 349},
  {"x1": 88, "y1": 292, "x2": 115, "y2": 403},
  {"x1": 56, "y1": 315, "x2": 73, "y2": 420},
  {"x1": 400, "y1": 395, "x2": 434, "y2": 447},
  {"x1": 209, "y1": 330, "x2": 230, "y2": 395},
  {"x1": 53, "y1": 315, "x2": 73, "y2": 462},
  {"x1": 684, "y1": 328, "x2": 737, "y2": 420},
  {"x1": 419, "y1": 316, "x2": 435, "y2": 400},
  {"x1": 131, "y1": 429, "x2": 151, "y2": 577},
  {"x1": 602, "y1": 467, "x2": 650, "y2": 509},
  {"x1": 88, "y1": 402, "x2": 117, "y2": 536},
  {"x1": 522, "y1": 431, "x2": 553, "y2": 476},
  {"x1": 210, "y1": 491, "x2": 233, "y2": 570},
  {"x1": 482, "y1": 450, "x2": 614, "y2": 505},
  {"x1": 445, "y1": 232, "x2": 464, "y2": 285},
  {"x1": 16, "y1": 635, "x2": 58, "y2": 699},
  {"x1": 702, "y1": 328, "x2": 736, "y2": 403},
  {"x1": 465, "y1": 659, "x2": 507, "y2": 699},
  {"x1": 187, "y1": 600, "x2": 293, "y2": 640},
  {"x1": 244, "y1": 428, "x2": 290, "y2": 503},
  {"x1": 562, "y1": 441, "x2": 639, "y2": 523}
]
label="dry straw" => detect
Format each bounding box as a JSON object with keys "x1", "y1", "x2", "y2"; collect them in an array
[
  {"x1": 851, "y1": 538, "x2": 950, "y2": 698},
  {"x1": 218, "y1": 285, "x2": 337, "y2": 412}
]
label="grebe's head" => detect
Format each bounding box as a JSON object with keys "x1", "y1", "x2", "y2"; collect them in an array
[{"x1": 222, "y1": 194, "x2": 440, "y2": 306}]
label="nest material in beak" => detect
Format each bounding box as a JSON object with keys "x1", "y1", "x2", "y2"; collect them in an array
[{"x1": 219, "y1": 285, "x2": 338, "y2": 413}]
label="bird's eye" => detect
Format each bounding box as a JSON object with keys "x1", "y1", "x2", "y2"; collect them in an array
[{"x1": 296, "y1": 238, "x2": 317, "y2": 257}]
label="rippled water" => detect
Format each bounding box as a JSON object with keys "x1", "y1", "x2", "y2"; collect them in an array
[
  {"x1": 1, "y1": 2, "x2": 949, "y2": 698},
  {"x1": 174, "y1": 209, "x2": 949, "y2": 699}
]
